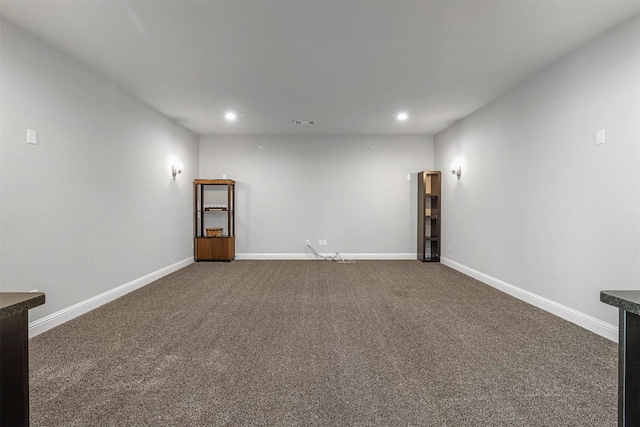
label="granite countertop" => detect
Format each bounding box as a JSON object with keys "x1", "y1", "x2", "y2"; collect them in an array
[
  {"x1": 600, "y1": 290, "x2": 640, "y2": 316},
  {"x1": 0, "y1": 292, "x2": 46, "y2": 321}
]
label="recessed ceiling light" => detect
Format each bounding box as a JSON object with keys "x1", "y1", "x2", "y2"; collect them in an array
[
  {"x1": 396, "y1": 112, "x2": 408, "y2": 121},
  {"x1": 225, "y1": 111, "x2": 237, "y2": 121}
]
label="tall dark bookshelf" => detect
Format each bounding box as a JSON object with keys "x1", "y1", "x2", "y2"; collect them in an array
[{"x1": 418, "y1": 171, "x2": 441, "y2": 262}]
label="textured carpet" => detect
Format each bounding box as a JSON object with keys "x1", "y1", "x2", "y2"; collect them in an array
[{"x1": 29, "y1": 261, "x2": 617, "y2": 426}]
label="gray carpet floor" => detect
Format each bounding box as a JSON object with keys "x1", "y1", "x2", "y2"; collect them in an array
[{"x1": 29, "y1": 260, "x2": 617, "y2": 426}]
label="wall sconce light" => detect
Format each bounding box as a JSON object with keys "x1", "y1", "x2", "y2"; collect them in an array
[
  {"x1": 451, "y1": 166, "x2": 461, "y2": 179},
  {"x1": 172, "y1": 165, "x2": 183, "y2": 180}
]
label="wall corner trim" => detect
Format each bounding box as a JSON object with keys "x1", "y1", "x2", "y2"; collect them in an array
[
  {"x1": 28, "y1": 257, "x2": 194, "y2": 338},
  {"x1": 440, "y1": 257, "x2": 618, "y2": 342}
]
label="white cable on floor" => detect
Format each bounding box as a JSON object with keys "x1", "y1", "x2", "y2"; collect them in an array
[{"x1": 306, "y1": 242, "x2": 356, "y2": 263}]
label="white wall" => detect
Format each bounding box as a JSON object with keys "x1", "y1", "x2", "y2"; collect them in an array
[
  {"x1": 199, "y1": 135, "x2": 433, "y2": 258},
  {"x1": 434, "y1": 16, "x2": 640, "y2": 333},
  {"x1": 0, "y1": 19, "x2": 199, "y2": 326}
]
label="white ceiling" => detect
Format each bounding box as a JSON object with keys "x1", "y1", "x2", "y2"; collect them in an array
[{"x1": 1, "y1": 1, "x2": 639, "y2": 136}]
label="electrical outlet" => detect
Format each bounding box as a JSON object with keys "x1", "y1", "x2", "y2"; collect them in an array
[
  {"x1": 319, "y1": 239, "x2": 323, "y2": 246},
  {"x1": 305, "y1": 240, "x2": 310, "y2": 246},
  {"x1": 448, "y1": 244, "x2": 452, "y2": 252}
]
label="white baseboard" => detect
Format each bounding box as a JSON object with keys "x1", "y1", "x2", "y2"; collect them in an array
[
  {"x1": 28, "y1": 257, "x2": 194, "y2": 338},
  {"x1": 235, "y1": 253, "x2": 416, "y2": 260},
  {"x1": 440, "y1": 257, "x2": 618, "y2": 342}
]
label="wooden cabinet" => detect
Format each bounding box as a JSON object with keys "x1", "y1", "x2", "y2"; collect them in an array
[
  {"x1": 0, "y1": 292, "x2": 45, "y2": 426},
  {"x1": 194, "y1": 179, "x2": 235, "y2": 261},
  {"x1": 418, "y1": 171, "x2": 441, "y2": 262}
]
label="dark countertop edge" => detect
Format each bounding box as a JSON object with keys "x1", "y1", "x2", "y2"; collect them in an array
[
  {"x1": 0, "y1": 293, "x2": 46, "y2": 321},
  {"x1": 601, "y1": 291, "x2": 640, "y2": 316}
]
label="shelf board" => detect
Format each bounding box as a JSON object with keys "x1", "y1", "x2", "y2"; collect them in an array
[
  {"x1": 194, "y1": 179, "x2": 235, "y2": 185},
  {"x1": 425, "y1": 237, "x2": 439, "y2": 241}
]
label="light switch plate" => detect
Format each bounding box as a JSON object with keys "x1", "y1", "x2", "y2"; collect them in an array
[{"x1": 27, "y1": 129, "x2": 37, "y2": 145}]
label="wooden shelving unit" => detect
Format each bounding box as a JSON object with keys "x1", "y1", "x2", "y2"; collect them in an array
[
  {"x1": 194, "y1": 179, "x2": 235, "y2": 261},
  {"x1": 418, "y1": 171, "x2": 441, "y2": 262}
]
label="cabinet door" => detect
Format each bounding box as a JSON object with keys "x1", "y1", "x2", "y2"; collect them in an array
[{"x1": 195, "y1": 237, "x2": 235, "y2": 261}]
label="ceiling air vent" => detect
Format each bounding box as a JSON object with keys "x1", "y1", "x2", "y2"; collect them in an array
[{"x1": 293, "y1": 120, "x2": 316, "y2": 125}]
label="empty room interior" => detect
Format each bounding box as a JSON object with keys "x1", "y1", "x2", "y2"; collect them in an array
[{"x1": 1, "y1": 1, "x2": 639, "y2": 425}]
